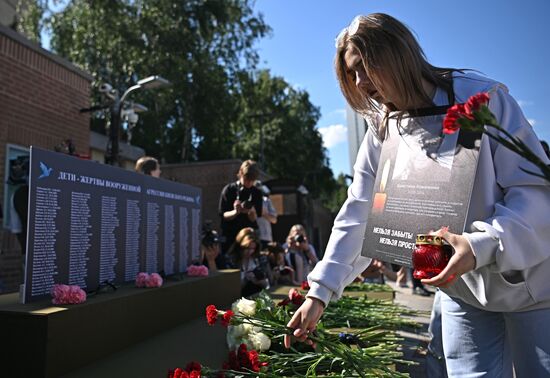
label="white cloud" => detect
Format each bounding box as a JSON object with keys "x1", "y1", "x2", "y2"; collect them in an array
[
  {"x1": 528, "y1": 118, "x2": 537, "y2": 126},
  {"x1": 328, "y1": 108, "x2": 346, "y2": 117},
  {"x1": 517, "y1": 100, "x2": 534, "y2": 108},
  {"x1": 318, "y1": 124, "x2": 348, "y2": 148}
]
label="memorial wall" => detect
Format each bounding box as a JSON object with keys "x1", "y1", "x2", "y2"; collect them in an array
[{"x1": 24, "y1": 147, "x2": 201, "y2": 303}]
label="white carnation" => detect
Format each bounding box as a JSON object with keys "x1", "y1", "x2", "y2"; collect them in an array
[
  {"x1": 232, "y1": 297, "x2": 257, "y2": 316},
  {"x1": 229, "y1": 324, "x2": 247, "y2": 338},
  {"x1": 242, "y1": 321, "x2": 261, "y2": 334},
  {"x1": 248, "y1": 332, "x2": 271, "y2": 351}
]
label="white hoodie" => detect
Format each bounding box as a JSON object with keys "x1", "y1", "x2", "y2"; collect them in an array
[{"x1": 307, "y1": 72, "x2": 550, "y2": 312}]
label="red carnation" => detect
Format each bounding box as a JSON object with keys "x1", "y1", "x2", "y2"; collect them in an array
[
  {"x1": 189, "y1": 371, "x2": 200, "y2": 378},
  {"x1": 167, "y1": 368, "x2": 188, "y2": 378},
  {"x1": 443, "y1": 103, "x2": 467, "y2": 135},
  {"x1": 289, "y1": 288, "x2": 305, "y2": 306},
  {"x1": 206, "y1": 305, "x2": 219, "y2": 326},
  {"x1": 185, "y1": 361, "x2": 201, "y2": 373},
  {"x1": 221, "y1": 310, "x2": 234, "y2": 327},
  {"x1": 238, "y1": 344, "x2": 249, "y2": 368},
  {"x1": 277, "y1": 298, "x2": 291, "y2": 307},
  {"x1": 248, "y1": 350, "x2": 261, "y2": 372},
  {"x1": 464, "y1": 92, "x2": 489, "y2": 115},
  {"x1": 227, "y1": 350, "x2": 239, "y2": 370},
  {"x1": 301, "y1": 281, "x2": 310, "y2": 290},
  {"x1": 167, "y1": 368, "x2": 181, "y2": 378}
]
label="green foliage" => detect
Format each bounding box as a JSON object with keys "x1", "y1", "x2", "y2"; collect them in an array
[
  {"x1": 321, "y1": 173, "x2": 349, "y2": 213},
  {"x1": 15, "y1": 0, "x2": 47, "y2": 42},
  {"x1": 18, "y1": 0, "x2": 345, "y2": 204},
  {"x1": 232, "y1": 70, "x2": 337, "y2": 198}
]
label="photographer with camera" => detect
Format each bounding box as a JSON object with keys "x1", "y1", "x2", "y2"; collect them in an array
[
  {"x1": 218, "y1": 160, "x2": 263, "y2": 255},
  {"x1": 283, "y1": 224, "x2": 319, "y2": 283},
  {"x1": 267, "y1": 242, "x2": 300, "y2": 286},
  {"x1": 227, "y1": 228, "x2": 269, "y2": 297}
]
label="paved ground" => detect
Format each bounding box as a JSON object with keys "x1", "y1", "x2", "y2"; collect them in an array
[{"x1": 386, "y1": 281, "x2": 436, "y2": 378}]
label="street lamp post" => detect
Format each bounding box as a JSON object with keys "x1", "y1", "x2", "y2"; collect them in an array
[{"x1": 105, "y1": 75, "x2": 171, "y2": 165}]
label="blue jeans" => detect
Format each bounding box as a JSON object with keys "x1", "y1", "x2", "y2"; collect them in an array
[
  {"x1": 440, "y1": 292, "x2": 550, "y2": 377},
  {"x1": 426, "y1": 290, "x2": 448, "y2": 378}
]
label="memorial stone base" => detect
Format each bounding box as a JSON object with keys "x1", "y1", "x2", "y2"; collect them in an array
[{"x1": 0, "y1": 269, "x2": 240, "y2": 378}]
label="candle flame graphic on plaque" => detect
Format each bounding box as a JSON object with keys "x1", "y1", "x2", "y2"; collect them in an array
[{"x1": 372, "y1": 159, "x2": 391, "y2": 214}]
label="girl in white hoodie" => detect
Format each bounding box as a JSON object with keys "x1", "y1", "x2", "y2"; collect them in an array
[{"x1": 285, "y1": 13, "x2": 550, "y2": 377}]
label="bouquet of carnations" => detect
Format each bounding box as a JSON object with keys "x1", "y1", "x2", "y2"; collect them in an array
[
  {"x1": 51, "y1": 284, "x2": 86, "y2": 305},
  {"x1": 199, "y1": 287, "x2": 415, "y2": 377},
  {"x1": 135, "y1": 272, "x2": 163, "y2": 288}
]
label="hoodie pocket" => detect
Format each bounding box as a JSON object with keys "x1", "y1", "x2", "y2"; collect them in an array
[{"x1": 461, "y1": 270, "x2": 536, "y2": 312}]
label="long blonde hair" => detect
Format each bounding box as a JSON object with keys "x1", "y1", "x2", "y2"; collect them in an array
[
  {"x1": 335, "y1": 13, "x2": 457, "y2": 139},
  {"x1": 229, "y1": 228, "x2": 260, "y2": 265}
]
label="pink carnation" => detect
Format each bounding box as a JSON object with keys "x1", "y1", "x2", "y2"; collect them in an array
[
  {"x1": 68, "y1": 285, "x2": 86, "y2": 303},
  {"x1": 146, "y1": 273, "x2": 163, "y2": 288},
  {"x1": 187, "y1": 265, "x2": 209, "y2": 277},
  {"x1": 136, "y1": 272, "x2": 149, "y2": 288},
  {"x1": 51, "y1": 284, "x2": 86, "y2": 305},
  {"x1": 51, "y1": 284, "x2": 70, "y2": 304}
]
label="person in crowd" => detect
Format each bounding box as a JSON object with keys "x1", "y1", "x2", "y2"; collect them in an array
[
  {"x1": 228, "y1": 228, "x2": 269, "y2": 297},
  {"x1": 283, "y1": 224, "x2": 319, "y2": 284},
  {"x1": 218, "y1": 160, "x2": 263, "y2": 255},
  {"x1": 395, "y1": 265, "x2": 408, "y2": 288},
  {"x1": 267, "y1": 242, "x2": 299, "y2": 286},
  {"x1": 255, "y1": 182, "x2": 278, "y2": 249},
  {"x1": 199, "y1": 227, "x2": 221, "y2": 273},
  {"x1": 284, "y1": 224, "x2": 318, "y2": 270},
  {"x1": 135, "y1": 156, "x2": 161, "y2": 177},
  {"x1": 360, "y1": 259, "x2": 397, "y2": 284},
  {"x1": 284, "y1": 13, "x2": 550, "y2": 377}
]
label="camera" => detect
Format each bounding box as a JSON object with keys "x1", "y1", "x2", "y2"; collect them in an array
[
  {"x1": 201, "y1": 221, "x2": 224, "y2": 248},
  {"x1": 241, "y1": 199, "x2": 254, "y2": 210},
  {"x1": 238, "y1": 186, "x2": 254, "y2": 210},
  {"x1": 293, "y1": 234, "x2": 305, "y2": 243}
]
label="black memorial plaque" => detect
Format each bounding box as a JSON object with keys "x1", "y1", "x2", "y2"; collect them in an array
[{"x1": 23, "y1": 147, "x2": 201, "y2": 303}]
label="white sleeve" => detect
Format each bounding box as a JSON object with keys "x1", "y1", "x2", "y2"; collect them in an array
[
  {"x1": 464, "y1": 87, "x2": 550, "y2": 271},
  {"x1": 306, "y1": 128, "x2": 379, "y2": 305}
]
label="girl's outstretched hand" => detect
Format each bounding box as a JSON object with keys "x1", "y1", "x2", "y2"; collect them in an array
[
  {"x1": 284, "y1": 297, "x2": 325, "y2": 348},
  {"x1": 421, "y1": 228, "x2": 477, "y2": 288}
]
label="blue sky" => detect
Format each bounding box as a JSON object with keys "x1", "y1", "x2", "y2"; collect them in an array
[{"x1": 252, "y1": 0, "x2": 550, "y2": 177}]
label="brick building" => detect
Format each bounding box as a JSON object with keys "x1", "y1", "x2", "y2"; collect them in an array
[{"x1": 0, "y1": 24, "x2": 92, "y2": 292}]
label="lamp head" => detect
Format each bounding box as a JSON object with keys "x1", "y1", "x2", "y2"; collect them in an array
[{"x1": 137, "y1": 75, "x2": 171, "y2": 90}]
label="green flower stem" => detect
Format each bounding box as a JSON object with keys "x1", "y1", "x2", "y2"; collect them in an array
[
  {"x1": 484, "y1": 122, "x2": 550, "y2": 181},
  {"x1": 344, "y1": 283, "x2": 394, "y2": 292}
]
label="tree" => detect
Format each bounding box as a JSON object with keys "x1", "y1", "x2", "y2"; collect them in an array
[
  {"x1": 321, "y1": 173, "x2": 349, "y2": 213},
  {"x1": 19, "y1": 1, "x2": 342, "y2": 205},
  {"x1": 231, "y1": 70, "x2": 337, "y2": 199},
  {"x1": 46, "y1": 0, "x2": 270, "y2": 162}
]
